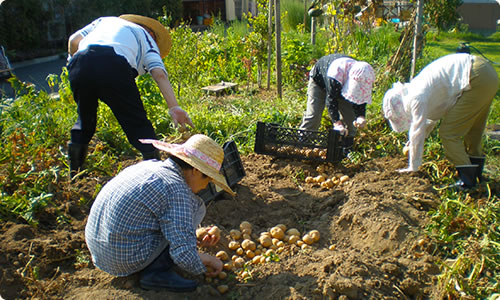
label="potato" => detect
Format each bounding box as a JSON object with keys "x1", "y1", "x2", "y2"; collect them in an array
[
  {"x1": 252, "y1": 255, "x2": 262, "y2": 264},
  {"x1": 314, "y1": 175, "x2": 326, "y2": 183},
  {"x1": 272, "y1": 238, "x2": 280, "y2": 246},
  {"x1": 229, "y1": 229, "x2": 242, "y2": 240},
  {"x1": 236, "y1": 248, "x2": 244, "y2": 256},
  {"x1": 246, "y1": 250, "x2": 255, "y2": 259},
  {"x1": 208, "y1": 226, "x2": 221, "y2": 239},
  {"x1": 259, "y1": 256, "x2": 266, "y2": 263},
  {"x1": 228, "y1": 241, "x2": 240, "y2": 250},
  {"x1": 288, "y1": 235, "x2": 300, "y2": 244},
  {"x1": 301, "y1": 243, "x2": 310, "y2": 250},
  {"x1": 302, "y1": 234, "x2": 314, "y2": 245},
  {"x1": 286, "y1": 228, "x2": 300, "y2": 236},
  {"x1": 265, "y1": 249, "x2": 274, "y2": 256},
  {"x1": 242, "y1": 233, "x2": 251, "y2": 240},
  {"x1": 234, "y1": 257, "x2": 245, "y2": 268},
  {"x1": 260, "y1": 231, "x2": 272, "y2": 238},
  {"x1": 316, "y1": 165, "x2": 325, "y2": 173},
  {"x1": 339, "y1": 175, "x2": 349, "y2": 183},
  {"x1": 232, "y1": 255, "x2": 239, "y2": 261},
  {"x1": 276, "y1": 240, "x2": 285, "y2": 248},
  {"x1": 296, "y1": 240, "x2": 304, "y2": 247},
  {"x1": 258, "y1": 235, "x2": 272, "y2": 247},
  {"x1": 218, "y1": 271, "x2": 227, "y2": 280},
  {"x1": 216, "y1": 251, "x2": 229, "y2": 261},
  {"x1": 223, "y1": 262, "x2": 233, "y2": 271},
  {"x1": 270, "y1": 227, "x2": 285, "y2": 240},
  {"x1": 196, "y1": 228, "x2": 208, "y2": 240},
  {"x1": 217, "y1": 285, "x2": 229, "y2": 294},
  {"x1": 275, "y1": 224, "x2": 287, "y2": 232},
  {"x1": 403, "y1": 145, "x2": 410, "y2": 156},
  {"x1": 239, "y1": 221, "x2": 252, "y2": 231},
  {"x1": 241, "y1": 239, "x2": 256, "y2": 251},
  {"x1": 305, "y1": 176, "x2": 315, "y2": 183},
  {"x1": 241, "y1": 228, "x2": 252, "y2": 235},
  {"x1": 254, "y1": 249, "x2": 262, "y2": 255},
  {"x1": 328, "y1": 244, "x2": 336, "y2": 251},
  {"x1": 309, "y1": 230, "x2": 320, "y2": 242}
]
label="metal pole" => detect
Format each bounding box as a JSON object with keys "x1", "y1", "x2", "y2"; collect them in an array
[
  {"x1": 267, "y1": 0, "x2": 273, "y2": 90},
  {"x1": 275, "y1": 0, "x2": 282, "y2": 98}
]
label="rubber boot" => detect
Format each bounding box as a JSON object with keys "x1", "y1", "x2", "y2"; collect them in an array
[
  {"x1": 343, "y1": 136, "x2": 354, "y2": 158},
  {"x1": 451, "y1": 165, "x2": 478, "y2": 190},
  {"x1": 142, "y1": 149, "x2": 161, "y2": 160},
  {"x1": 68, "y1": 142, "x2": 88, "y2": 179},
  {"x1": 469, "y1": 156, "x2": 485, "y2": 183}
]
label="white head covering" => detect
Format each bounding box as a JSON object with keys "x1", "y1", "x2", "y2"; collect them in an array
[
  {"x1": 382, "y1": 82, "x2": 412, "y2": 132},
  {"x1": 343, "y1": 61, "x2": 375, "y2": 105}
]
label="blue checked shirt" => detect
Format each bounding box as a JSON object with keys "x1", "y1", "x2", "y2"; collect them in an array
[{"x1": 85, "y1": 159, "x2": 207, "y2": 276}]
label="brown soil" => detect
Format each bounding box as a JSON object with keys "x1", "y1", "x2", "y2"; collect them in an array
[{"x1": 0, "y1": 154, "x2": 443, "y2": 300}]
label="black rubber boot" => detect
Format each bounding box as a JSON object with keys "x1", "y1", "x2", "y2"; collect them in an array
[
  {"x1": 142, "y1": 149, "x2": 161, "y2": 160},
  {"x1": 343, "y1": 136, "x2": 354, "y2": 158},
  {"x1": 469, "y1": 156, "x2": 485, "y2": 183},
  {"x1": 451, "y1": 165, "x2": 478, "y2": 190},
  {"x1": 68, "y1": 142, "x2": 88, "y2": 179}
]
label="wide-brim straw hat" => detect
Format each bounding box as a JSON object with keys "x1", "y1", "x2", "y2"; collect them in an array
[
  {"x1": 140, "y1": 134, "x2": 235, "y2": 196},
  {"x1": 119, "y1": 14, "x2": 172, "y2": 58}
]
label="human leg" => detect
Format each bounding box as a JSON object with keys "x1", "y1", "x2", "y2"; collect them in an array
[
  {"x1": 440, "y1": 56, "x2": 498, "y2": 189},
  {"x1": 139, "y1": 246, "x2": 197, "y2": 292},
  {"x1": 299, "y1": 77, "x2": 326, "y2": 131}
]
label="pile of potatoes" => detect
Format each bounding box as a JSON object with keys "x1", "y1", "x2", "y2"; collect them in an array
[
  {"x1": 267, "y1": 145, "x2": 327, "y2": 160},
  {"x1": 304, "y1": 165, "x2": 350, "y2": 190},
  {"x1": 197, "y1": 221, "x2": 322, "y2": 294}
]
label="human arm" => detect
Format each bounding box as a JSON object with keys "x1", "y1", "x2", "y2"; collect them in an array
[
  {"x1": 150, "y1": 68, "x2": 194, "y2": 128},
  {"x1": 352, "y1": 103, "x2": 367, "y2": 128},
  {"x1": 399, "y1": 100, "x2": 428, "y2": 172},
  {"x1": 68, "y1": 32, "x2": 83, "y2": 57}
]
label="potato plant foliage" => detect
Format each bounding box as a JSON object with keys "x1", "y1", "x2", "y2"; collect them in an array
[{"x1": 1, "y1": 11, "x2": 499, "y2": 298}]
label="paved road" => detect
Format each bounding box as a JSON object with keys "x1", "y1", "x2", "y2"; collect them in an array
[{"x1": 0, "y1": 55, "x2": 67, "y2": 99}]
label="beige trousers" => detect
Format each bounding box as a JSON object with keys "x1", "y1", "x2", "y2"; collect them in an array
[{"x1": 440, "y1": 56, "x2": 499, "y2": 166}]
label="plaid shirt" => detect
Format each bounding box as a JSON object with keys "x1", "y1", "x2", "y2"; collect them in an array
[{"x1": 85, "y1": 159, "x2": 206, "y2": 276}]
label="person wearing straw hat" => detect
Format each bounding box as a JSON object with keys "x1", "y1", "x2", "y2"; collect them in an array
[
  {"x1": 66, "y1": 14, "x2": 194, "y2": 179},
  {"x1": 383, "y1": 53, "x2": 498, "y2": 190},
  {"x1": 85, "y1": 134, "x2": 235, "y2": 292},
  {"x1": 299, "y1": 54, "x2": 375, "y2": 156}
]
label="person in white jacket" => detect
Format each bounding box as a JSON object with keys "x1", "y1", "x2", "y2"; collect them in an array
[
  {"x1": 383, "y1": 53, "x2": 498, "y2": 189},
  {"x1": 66, "y1": 15, "x2": 193, "y2": 179}
]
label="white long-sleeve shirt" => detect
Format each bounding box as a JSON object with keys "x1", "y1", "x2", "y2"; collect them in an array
[
  {"x1": 73, "y1": 16, "x2": 166, "y2": 76},
  {"x1": 402, "y1": 53, "x2": 472, "y2": 170}
]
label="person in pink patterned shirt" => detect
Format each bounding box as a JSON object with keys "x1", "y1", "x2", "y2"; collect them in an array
[{"x1": 299, "y1": 54, "x2": 375, "y2": 155}]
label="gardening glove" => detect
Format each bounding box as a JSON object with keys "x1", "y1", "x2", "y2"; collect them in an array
[
  {"x1": 333, "y1": 121, "x2": 347, "y2": 136},
  {"x1": 168, "y1": 106, "x2": 194, "y2": 129},
  {"x1": 353, "y1": 116, "x2": 366, "y2": 129}
]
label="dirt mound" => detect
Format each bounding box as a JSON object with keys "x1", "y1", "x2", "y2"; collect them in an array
[{"x1": 0, "y1": 154, "x2": 442, "y2": 299}]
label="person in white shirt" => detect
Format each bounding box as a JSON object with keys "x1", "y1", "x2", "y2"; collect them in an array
[
  {"x1": 66, "y1": 15, "x2": 193, "y2": 179},
  {"x1": 383, "y1": 53, "x2": 498, "y2": 189}
]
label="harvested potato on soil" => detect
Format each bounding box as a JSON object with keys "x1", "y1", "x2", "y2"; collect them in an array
[
  {"x1": 218, "y1": 271, "x2": 227, "y2": 280},
  {"x1": 302, "y1": 234, "x2": 314, "y2": 245},
  {"x1": 229, "y1": 229, "x2": 242, "y2": 240},
  {"x1": 286, "y1": 228, "x2": 300, "y2": 236},
  {"x1": 339, "y1": 175, "x2": 349, "y2": 183},
  {"x1": 217, "y1": 285, "x2": 229, "y2": 294},
  {"x1": 258, "y1": 235, "x2": 272, "y2": 247},
  {"x1": 239, "y1": 221, "x2": 252, "y2": 231},
  {"x1": 228, "y1": 241, "x2": 240, "y2": 250},
  {"x1": 309, "y1": 230, "x2": 320, "y2": 242},
  {"x1": 241, "y1": 239, "x2": 256, "y2": 251},
  {"x1": 270, "y1": 227, "x2": 285, "y2": 240},
  {"x1": 216, "y1": 251, "x2": 229, "y2": 261}
]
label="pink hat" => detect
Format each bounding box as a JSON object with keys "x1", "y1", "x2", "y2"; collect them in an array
[
  {"x1": 382, "y1": 82, "x2": 411, "y2": 132},
  {"x1": 342, "y1": 61, "x2": 375, "y2": 105}
]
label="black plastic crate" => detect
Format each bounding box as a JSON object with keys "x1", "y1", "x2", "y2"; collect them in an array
[
  {"x1": 254, "y1": 121, "x2": 345, "y2": 163},
  {"x1": 197, "y1": 140, "x2": 246, "y2": 203}
]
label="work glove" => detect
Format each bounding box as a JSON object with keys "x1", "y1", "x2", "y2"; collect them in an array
[
  {"x1": 333, "y1": 121, "x2": 347, "y2": 136},
  {"x1": 353, "y1": 116, "x2": 366, "y2": 129},
  {"x1": 168, "y1": 106, "x2": 194, "y2": 129}
]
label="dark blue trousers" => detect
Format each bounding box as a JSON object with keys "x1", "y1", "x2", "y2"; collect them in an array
[{"x1": 67, "y1": 45, "x2": 156, "y2": 154}]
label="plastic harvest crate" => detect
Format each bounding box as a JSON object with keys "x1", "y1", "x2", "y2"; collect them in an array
[
  {"x1": 197, "y1": 140, "x2": 246, "y2": 204},
  {"x1": 254, "y1": 121, "x2": 345, "y2": 163}
]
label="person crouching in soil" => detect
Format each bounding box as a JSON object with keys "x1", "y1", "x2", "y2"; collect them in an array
[
  {"x1": 85, "y1": 134, "x2": 235, "y2": 292},
  {"x1": 383, "y1": 53, "x2": 498, "y2": 190},
  {"x1": 299, "y1": 54, "x2": 375, "y2": 156}
]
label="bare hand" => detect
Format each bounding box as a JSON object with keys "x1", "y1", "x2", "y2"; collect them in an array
[
  {"x1": 199, "y1": 253, "x2": 222, "y2": 277},
  {"x1": 333, "y1": 121, "x2": 347, "y2": 136},
  {"x1": 168, "y1": 106, "x2": 194, "y2": 128}
]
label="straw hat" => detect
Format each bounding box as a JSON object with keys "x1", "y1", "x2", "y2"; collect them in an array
[
  {"x1": 119, "y1": 14, "x2": 172, "y2": 58},
  {"x1": 140, "y1": 135, "x2": 235, "y2": 196}
]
